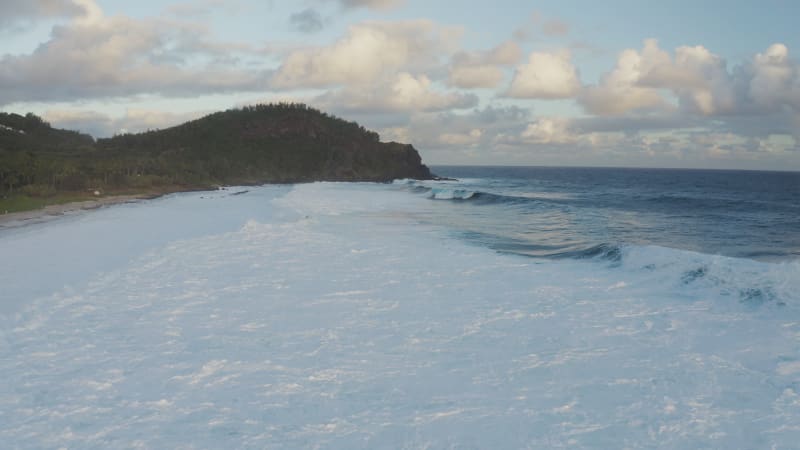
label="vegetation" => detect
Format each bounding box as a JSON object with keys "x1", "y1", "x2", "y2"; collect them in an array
[{"x1": 0, "y1": 104, "x2": 432, "y2": 212}]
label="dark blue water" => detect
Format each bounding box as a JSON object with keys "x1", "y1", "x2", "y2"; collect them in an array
[{"x1": 402, "y1": 166, "x2": 800, "y2": 262}]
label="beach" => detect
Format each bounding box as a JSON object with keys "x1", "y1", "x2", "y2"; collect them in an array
[{"x1": 0, "y1": 194, "x2": 159, "y2": 229}]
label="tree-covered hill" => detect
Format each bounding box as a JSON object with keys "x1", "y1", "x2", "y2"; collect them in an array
[{"x1": 0, "y1": 104, "x2": 433, "y2": 202}]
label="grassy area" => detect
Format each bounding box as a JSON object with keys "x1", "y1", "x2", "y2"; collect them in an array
[
  {"x1": 0, "y1": 184, "x2": 213, "y2": 215},
  {"x1": 0, "y1": 193, "x2": 99, "y2": 214}
]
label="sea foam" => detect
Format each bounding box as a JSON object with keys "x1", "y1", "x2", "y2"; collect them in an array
[{"x1": 1, "y1": 182, "x2": 799, "y2": 448}]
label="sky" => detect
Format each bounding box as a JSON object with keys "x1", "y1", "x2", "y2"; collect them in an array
[{"x1": 1, "y1": 0, "x2": 799, "y2": 170}]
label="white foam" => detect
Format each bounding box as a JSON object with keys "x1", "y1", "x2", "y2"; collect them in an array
[
  {"x1": 1, "y1": 182, "x2": 799, "y2": 448},
  {"x1": 619, "y1": 244, "x2": 800, "y2": 305},
  {"x1": 428, "y1": 188, "x2": 476, "y2": 200}
]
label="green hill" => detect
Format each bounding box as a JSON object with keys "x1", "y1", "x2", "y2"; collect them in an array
[{"x1": 0, "y1": 104, "x2": 433, "y2": 210}]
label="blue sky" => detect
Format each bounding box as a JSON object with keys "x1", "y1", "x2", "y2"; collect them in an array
[{"x1": 1, "y1": 0, "x2": 799, "y2": 170}]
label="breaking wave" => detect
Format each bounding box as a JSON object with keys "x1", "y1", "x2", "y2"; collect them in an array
[
  {"x1": 617, "y1": 244, "x2": 800, "y2": 305},
  {"x1": 319, "y1": 180, "x2": 800, "y2": 306},
  {"x1": 409, "y1": 185, "x2": 546, "y2": 206}
]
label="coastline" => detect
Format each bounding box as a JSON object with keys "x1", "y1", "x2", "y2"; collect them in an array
[
  {"x1": 0, "y1": 193, "x2": 160, "y2": 229},
  {"x1": 0, "y1": 174, "x2": 437, "y2": 231}
]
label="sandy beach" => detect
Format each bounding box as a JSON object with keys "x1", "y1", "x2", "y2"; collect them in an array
[{"x1": 0, "y1": 194, "x2": 154, "y2": 229}]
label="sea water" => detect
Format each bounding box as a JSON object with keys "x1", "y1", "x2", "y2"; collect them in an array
[{"x1": 1, "y1": 167, "x2": 799, "y2": 448}]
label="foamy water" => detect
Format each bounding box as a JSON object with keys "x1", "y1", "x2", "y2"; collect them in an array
[{"x1": 1, "y1": 181, "x2": 799, "y2": 448}]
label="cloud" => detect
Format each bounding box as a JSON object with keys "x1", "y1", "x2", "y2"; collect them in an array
[
  {"x1": 43, "y1": 108, "x2": 209, "y2": 137},
  {"x1": 372, "y1": 105, "x2": 531, "y2": 154},
  {"x1": 520, "y1": 117, "x2": 576, "y2": 144},
  {"x1": 506, "y1": 50, "x2": 581, "y2": 99},
  {"x1": 582, "y1": 39, "x2": 800, "y2": 117},
  {"x1": 448, "y1": 65, "x2": 505, "y2": 89},
  {"x1": 338, "y1": 0, "x2": 404, "y2": 11},
  {"x1": 570, "y1": 114, "x2": 702, "y2": 135},
  {"x1": 636, "y1": 42, "x2": 736, "y2": 115},
  {"x1": 0, "y1": 0, "x2": 268, "y2": 105},
  {"x1": 72, "y1": 0, "x2": 101, "y2": 24},
  {"x1": 314, "y1": 72, "x2": 478, "y2": 113},
  {"x1": 713, "y1": 112, "x2": 799, "y2": 139},
  {"x1": 438, "y1": 128, "x2": 483, "y2": 146},
  {"x1": 472, "y1": 104, "x2": 531, "y2": 124},
  {"x1": 3, "y1": 2, "x2": 798, "y2": 170},
  {"x1": 41, "y1": 109, "x2": 108, "y2": 136},
  {"x1": 448, "y1": 41, "x2": 522, "y2": 88},
  {"x1": 271, "y1": 20, "x2": 461, "y2": 89},
  {"x1": 748, "y1": 43, "x2": 800, "y2": 111},
  {"x1": 289, "y1": 8, "x2": 324, "y2": 33},
  {"x1": 505, "y1": 114, "x2": 798, "y2": 169},
  {"x1": 484, "y1": 40, "x2": 523, "y2": 66},
  {"x1": 579, "y1": 39, "x2": 673, "y2": 115},
  {"x1": 0, "y1": 0, "x2": 86, "y2": 30},
  {"x1": 286, "y1": 35, "x2": 800, "y2": 168},
  {"x1": 166, "y1": 0, "x2": 237, "y2": 18}
]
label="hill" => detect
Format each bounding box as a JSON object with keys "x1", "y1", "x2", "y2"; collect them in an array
[{"x1": 0, "y1": 104, "x2": 433, "y2": 210}]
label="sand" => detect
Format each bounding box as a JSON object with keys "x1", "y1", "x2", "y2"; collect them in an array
[{"x1": 0, "y1": 194, "x2": 155, "y2": 229}]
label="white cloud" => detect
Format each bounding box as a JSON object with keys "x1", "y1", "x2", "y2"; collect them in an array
[
  {"x1": 749, "y1": 43, "x2": 800, "y2": 110},
  {"x1": 72, "y1": 0, "x2": 101, "y2": 24},
  {"x1": 358, "y1": 106, "x2": 529, "y2": 158},
  {"x1": 508, "y1": 116, "x2": 631, "y2": 158},
  {"x1": 0, "y1": 0, "x2": 266, "y2": 105},
  {"x1": 271, "y1": 20, "x2": 461, "y2": 89},
  {"x1": 41, "y1": 109, "x2": 107, "y2": 134},
  {"x1": 0, "y1": 0, "x2": 85, "y2": 29},
  {"x1": 671, "y1": 45, "x2": 736, "y2": 115},
  {"x1": 165, "y1": 0, "x2": 235, "y2": 18},
  {"x1": 636, "y1": 42, "x2": 735, "y2": 115},
  {"x1": 448, "y1": 41, "x2": 521, "y2": 88},
  {"x1": 449, "y1": 65, "x2": 505, "y2": 89},
  {"x1": 339, "y1": 0, "x2": 405, "y2": 10},
  {"x1": 506, "y1": 50, "x2": 581, "y2": 99},
  {"x1": 520, "y1": 117, "x2": 575, "y2": 144},
  {"x1": 579, "y1": 39, "x2": 673, "y2": 115},
  {"x1": 314, "y1": 72, "x2": 477, "y2": 113},
  {"x1": 485, "y1": 41, "x2": 523, "y2": 66},
  {"x1": 756, "y1": 134, "x2": 797, "y2": 155},
  {"x1": 582, "y1": 39, "x2": 800, "y2": 117},
  {"x1": 438, "y1": 128, "x2": 482, "y2": 146},
  {"x1": 379, "y1": 126, "x2": 410, "y2": 143},
  {"x1": 512, "y1": 116, "x2": 797, "y2": 168},
  {"x1": 43, "y1": 108, "x2": 209, "y2": 137},
  {"x1": 2, "y1": 3, "x2": 798, "y2": 170}
]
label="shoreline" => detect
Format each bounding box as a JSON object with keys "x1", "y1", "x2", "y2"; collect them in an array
[
  {"x1": 0, "y1": 193, "x2": 162, "y2": 229},
  {"x1": 0, "y1": 177, "x2": 436, "y2": 230}
]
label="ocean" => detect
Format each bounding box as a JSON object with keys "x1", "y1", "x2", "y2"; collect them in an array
[
  {"x1": 417, "y1": 166, "x2": 800, "y2": 262},
  {"x1": 1, "y1": 166, "x2": 799, "y2": 448}
]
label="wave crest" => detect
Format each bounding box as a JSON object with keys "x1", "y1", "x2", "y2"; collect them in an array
[{"x1": 620, "y1": 245, "x2": 799, "y2": 306}]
